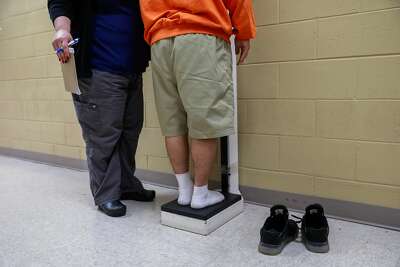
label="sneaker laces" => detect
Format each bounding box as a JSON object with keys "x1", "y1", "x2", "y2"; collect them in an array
[{"x1": 291, "y1": 214, "x2": 303, "y2": 224}]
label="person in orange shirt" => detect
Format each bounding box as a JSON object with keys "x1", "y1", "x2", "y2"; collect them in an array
[{"x1": 140, "y1": 0, "x2": 256, "y2": 209}]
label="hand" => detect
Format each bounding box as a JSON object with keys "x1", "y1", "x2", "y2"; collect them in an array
[
  {"x1": 235, "y1": 39, "x2": 251, "y2": 65},
  {"x1": 52, "y1": 29, "x2": 72, "y2": 63}
]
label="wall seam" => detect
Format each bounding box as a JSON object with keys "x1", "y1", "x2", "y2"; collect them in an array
[{"x1": 263, "y1": 6, "x2": 400, "y2": 26}]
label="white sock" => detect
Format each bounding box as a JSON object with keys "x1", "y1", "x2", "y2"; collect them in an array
[
  {"x1": 190, "y1": 185, "x2": 225, "y2": 209},
  {"x1": 175, "y1": 172, "x2": 193, "y2": 205}
]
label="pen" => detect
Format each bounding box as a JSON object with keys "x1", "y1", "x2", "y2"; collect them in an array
[
  {"x1": 68, "y1": 38, "x2": 80, "y2": 47},
  {"x1": 56, "y1": 38, "x2": 80, "y2": 54}
]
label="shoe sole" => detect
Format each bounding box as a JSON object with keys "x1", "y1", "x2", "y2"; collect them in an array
[
  {"x1": 303, "y1": 238, "x2": 329, "y2": 253},
  {"x1": 98, "y1": 206, "x2": 127, "y2": 217},
  {"x1": 258, "y1": 232, "x2": 298, "y2": 256}
]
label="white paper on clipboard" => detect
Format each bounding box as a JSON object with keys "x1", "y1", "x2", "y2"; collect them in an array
[{"x1": 61, "y1": 48, "x2": 81, "y2": 95}]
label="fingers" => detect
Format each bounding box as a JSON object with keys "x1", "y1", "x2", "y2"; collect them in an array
[
  {"x1": 53, "y1": 39, "x2": 66, "y2": 63},
  {"x1": 238, "y1": 47, "x2": 245, "y2": 64},
  {"x1": 236, "y1": 41, "x2": 250, "y2": 65},
  {"x1": 57, "y1": 41, "x2": 69, "y2": 63},
  {"x1": 52, "y1": 39, "x2": 63, "y2": 62},
  {"x1": 238, "y1": 45, "x2": 250, "y2": 64},
  {"x1": 61, "y1": 39, "x2": 71, "y2": 63},
  {"x1": 237, "y1": 46, "x2": 245, "y2": 65},
  {"x1": 52, "y1": 37, "x2": 71, "y2": 64}
]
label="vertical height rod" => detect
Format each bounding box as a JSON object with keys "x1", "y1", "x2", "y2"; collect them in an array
[
  {"x1": 227, "y1": 36, "x2": 241, "y2": 195},
  {"x1": 220, "y1": 136, "x2": 230, "y2": 194}
]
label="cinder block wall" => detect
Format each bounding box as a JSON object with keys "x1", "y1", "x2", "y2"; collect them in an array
[
  {"x1": 0, "y1": 0, "x2": 399, "y2": 209},
  {"x1": 0, "y1": 1, "x2": 82, "y2": 158}
]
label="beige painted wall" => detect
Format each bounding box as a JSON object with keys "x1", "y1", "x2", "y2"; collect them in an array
[{"x1": 0, "y1": 0, "x2": 399, "y2": 209}]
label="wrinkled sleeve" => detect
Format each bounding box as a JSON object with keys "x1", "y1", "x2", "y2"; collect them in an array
[
  {"x1": 225, "y1": 0, "x2": 256, "y2": 40},
  {"x1": 48, "y1": 0, "x2": 73, "y2": 23}
]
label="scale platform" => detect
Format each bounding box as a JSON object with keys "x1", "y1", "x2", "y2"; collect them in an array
[{"x1": 161, "y1": 193, "x2": 243, "y2": 235}]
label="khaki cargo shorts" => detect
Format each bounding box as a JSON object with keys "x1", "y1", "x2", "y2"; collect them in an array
[{"x1": 151, "y1": 34, "x2": 234, "y2": 139}]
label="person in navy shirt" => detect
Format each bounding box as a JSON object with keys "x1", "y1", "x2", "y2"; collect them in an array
[
  {"x1": 48, "y1": 0, "x2": 155, "y2": 217},
  {"x1": 91, "y1": 0, "x2": 142, "y2": 75}
]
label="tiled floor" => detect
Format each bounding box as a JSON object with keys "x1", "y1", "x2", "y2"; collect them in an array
[{"x1": 0, "y1": 155, "x2": 399, "y2": 267}]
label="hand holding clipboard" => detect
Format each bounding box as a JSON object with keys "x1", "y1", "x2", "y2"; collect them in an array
[{"x1": 56, "y1": 38, "x2": 81, "y2": 95}]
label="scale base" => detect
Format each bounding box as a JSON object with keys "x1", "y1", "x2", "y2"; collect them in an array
[{"x1": 161, "y1": 193, "x2": 243, "y2": 235}]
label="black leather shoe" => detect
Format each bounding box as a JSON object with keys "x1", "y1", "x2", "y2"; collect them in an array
[
  {"x1": 98, "y1": 200, "x2": 126, "y2": 217},
  {"x1": 120, "y1": 189, "x2": 156, "y2": 202}
]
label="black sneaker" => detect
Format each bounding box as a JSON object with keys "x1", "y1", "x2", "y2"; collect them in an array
[
  {"x1": 258, "y1": 205, "x2": 299, "y2": 256},
  {"x1": 301, "y1": 204, "x2": 330, "y2": 253},
  {"x1": 120, "y1": 189, "x2": 156, "y2": 202}
]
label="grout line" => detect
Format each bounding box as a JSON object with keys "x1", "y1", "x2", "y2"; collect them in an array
[
  {"x1": 276, "y1": 61, "x2": 280, "y2": 101},
  {"x1": 237, "y1": 98, "x2": 400, "y2": 101},
  {"x1": 315, "y1": 16, "x2": 319, "y2": 58},
  {"x1": 314, "y1": 100, "x2": 318, "y2": 137},
  {"x1": 313, "y1": 175, "x2": 316, "y2": 195},
  {"x1": 314, "y1": 175, "x2": 400, "y2": 189},
  {"x1": 0, "y1": 7, "x2": 48, "y2": 21},
  {"x1": 240, "y1": 166, "x2": 400, "y2": 189},
  {"x1": 0, "y1": 53, "x2": 55, "y2": 62},
  {"x1": 354, "y1": 142, "x2": 359, "y2": 182},
  {"x1": 0, "y1": 29, "x2": 54, "y2": 43},
  {"x1": 257, "y1": 6, "x2": 400, "y2": 26},
  {"x1": 277, "y1": 135, "x2": 281, "y2": 171},
  {"x1": 0, "y1": 76, "x2": 63, "y2": 82},
  {"x1": 0, "y1": 51, "x2": 55, "y2": 61},
  {"x1": 276, "y1": 0, "x2": 280, "y2": 24},
  {"x1": 240, "y1": 53, "x2": 400, "y2": 66},
  {"x1": 237, "y1": 132, "x2": 400, "y2": 145}
]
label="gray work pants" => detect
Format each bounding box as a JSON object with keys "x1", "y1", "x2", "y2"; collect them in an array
[{"x1": 74, "y1": 70, "x2": 144, "y2": 205}]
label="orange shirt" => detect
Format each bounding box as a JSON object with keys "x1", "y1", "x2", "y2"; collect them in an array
[{"x1": 139, "y1": 0, "x2": 256, "y2": 45}]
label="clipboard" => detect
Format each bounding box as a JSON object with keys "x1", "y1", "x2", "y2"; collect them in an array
[{"x1": 61, "y1": 48, "x2": 81, "y2": 95}]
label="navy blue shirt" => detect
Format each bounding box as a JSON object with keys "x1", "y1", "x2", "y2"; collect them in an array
[{"x1": 91, "y1": 0, "x2": 139, "y2": 75}]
